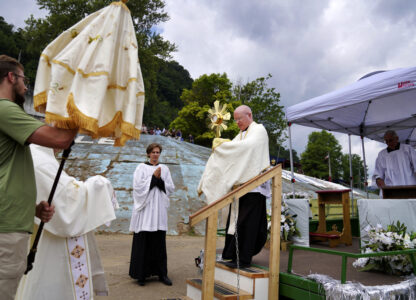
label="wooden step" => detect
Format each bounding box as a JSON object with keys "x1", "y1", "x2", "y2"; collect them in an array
[
  {"x1": 215, "y1": 261, "x2": 269, "y2": 299},
  {"x1": 186, "y1": 278, "x2": 252, "y2": 300},
  {"x1": 161, "y1": 297, "x2": 192, "y2": 300},
  {"x1": 216, "y1": 261, "x2": 269, "y2": 278}
]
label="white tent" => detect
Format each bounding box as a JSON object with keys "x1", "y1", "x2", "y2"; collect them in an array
[
  {"x1": 285, "y1": 66, "x2": 416, "y2": 198},
  {"x1": 286, "y1": 66, "x2": 416, "y2": 145}
]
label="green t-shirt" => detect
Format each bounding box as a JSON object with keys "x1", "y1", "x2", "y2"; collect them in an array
[{"x1": 0, "y1": 99, "x2": 44, "y2": 233}]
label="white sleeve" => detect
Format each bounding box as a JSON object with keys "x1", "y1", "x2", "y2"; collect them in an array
[
  {"x1": 132, "y1": 164, "x2": 152, "y2": 211},
  {"x1": 372, "y1": 152, "x2": 385, "y2": 185},
  {"x1": 407, "y1": 145, "x2": 416, "y2": 174},
  {"x1": 162, "y1": 165, "x2": 175, "y2": 196}
]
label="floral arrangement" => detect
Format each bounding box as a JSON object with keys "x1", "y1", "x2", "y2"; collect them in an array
[
  {"x1": 267, "y1": 200, "x2": 300, "y2": 242},
  {"x1": 282, "y1": 192, "x2": 309, "y2": 199},
  {"x1": 353, "y1": 221, "x2": 416, "y2": 275}
]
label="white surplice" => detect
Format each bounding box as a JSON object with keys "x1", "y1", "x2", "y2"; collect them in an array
[
  {"x1": 16, "y1": 145, "x2": 117, "y2": 300},
  {"x1": 373, "y1": 143, "x2": 416, "y2": 190},
  {"x1": 129, "y1": 163, "x2": 175, "y2": 233}
]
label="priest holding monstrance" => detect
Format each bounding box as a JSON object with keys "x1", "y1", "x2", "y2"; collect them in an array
[{"x1": 198, "y1": 104, "x2": 270, "y2": 268}]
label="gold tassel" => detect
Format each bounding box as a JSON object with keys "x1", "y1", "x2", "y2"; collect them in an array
[
  {"x1": 33, "y1": 91, "x2": 48, "y2": 113},
  {"x1": 44, "y1": 92, "x2": 141, "y2": 145},
  {"x1": 66, "y1": 94, "x2": 99, "y2": 134}
]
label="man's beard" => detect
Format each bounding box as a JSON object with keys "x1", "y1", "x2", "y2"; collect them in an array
[{"x1": 12, "y1": 83, "x2": 26, "y2": 108}]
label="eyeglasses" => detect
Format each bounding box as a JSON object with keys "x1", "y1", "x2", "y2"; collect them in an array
[{"x1": 13, "y1": 73, "x2": 30, "y2": 87}]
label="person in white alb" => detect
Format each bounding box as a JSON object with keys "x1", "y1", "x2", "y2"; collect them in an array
[
  {"x1": 16, "y1": 144, "x2": 118, "y2": 300},
  {"x1": 129, "y1": 143, "x2": 175, "y2": 286},
  {"x1": 373, "y1": 130, "x2": 416, "y2": 196},
  {"x1": 198, "y1": 105, "x2": 270, "y2": 268}
]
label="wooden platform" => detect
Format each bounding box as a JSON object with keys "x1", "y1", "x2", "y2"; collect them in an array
[{"x1": 186, "y1": 278, "x2": 252, "y2": 300}]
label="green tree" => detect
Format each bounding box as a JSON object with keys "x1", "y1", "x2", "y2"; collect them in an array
[
  {"x1": 143, "y1": 59, "x2": 192, "y2": 129},
  {"x1": 300, "y1": 130, "x2": 343, "y2": 180},
  {"x1": 234, "y1": 74, "x2": 287, "y2": 156},
  {"x1": 0, "y1": 17, "x2": 21, "y2": 58},
  {"x1": 278, "y1": 147, "x2": 300, "y2": 163},
  {"x1": 341, "y1": 153, "x2": 367, "y2": 188},
  {"x1": 170, "y1": 73, "x2": 240, "y2": 146}
]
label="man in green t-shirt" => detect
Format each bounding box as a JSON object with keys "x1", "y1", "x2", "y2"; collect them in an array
[{"x1": 0, "y1": 55, "x2": 78, "y2": 300}]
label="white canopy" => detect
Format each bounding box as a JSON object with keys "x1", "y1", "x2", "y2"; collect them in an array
[{"x1": 286, "y1": 66, "x2": 416, "y2": 145}]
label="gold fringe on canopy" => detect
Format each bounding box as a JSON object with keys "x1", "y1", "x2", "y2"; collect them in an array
[{"x1": 44, "y1": 93, "x2": 141, "y2": 146}]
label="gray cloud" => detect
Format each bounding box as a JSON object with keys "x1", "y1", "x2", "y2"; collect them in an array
[{"x1": 160, "y1": 0, "x2": 415, "y2": 180}]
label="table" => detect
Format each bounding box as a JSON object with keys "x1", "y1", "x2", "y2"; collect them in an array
[{"x1": 382, "y1": 185, "x2": 416, "y2": 199}]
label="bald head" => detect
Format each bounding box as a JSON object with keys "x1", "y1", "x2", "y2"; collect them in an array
[{"x1": 234, "y1": 105, "x2": 253, "y2": 131}]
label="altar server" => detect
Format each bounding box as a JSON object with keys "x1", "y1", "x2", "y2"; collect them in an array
[
  {"x1": 129, "y1": 143, "x2": 175, "y2": 286},
  {"x1": 373, "y1": 130, "x2": 416, "y2": 194}
]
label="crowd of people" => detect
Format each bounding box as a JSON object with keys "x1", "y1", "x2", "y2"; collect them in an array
[{"x1": 141, "y1": 124, "x2": 194, "y2": 143}]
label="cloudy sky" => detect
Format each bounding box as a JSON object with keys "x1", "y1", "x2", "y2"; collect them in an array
[{"x1": 2, "y1": 0, "x2": 415, "y2": 183}]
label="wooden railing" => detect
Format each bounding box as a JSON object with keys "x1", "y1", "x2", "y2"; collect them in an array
[{"x1": 189, "y1": 165, "x2": 282, "y2": 300}]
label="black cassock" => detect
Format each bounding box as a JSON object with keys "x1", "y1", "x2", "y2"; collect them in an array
[{"x1": 222, "y1": 192, "x2": 267, "y2": 265}]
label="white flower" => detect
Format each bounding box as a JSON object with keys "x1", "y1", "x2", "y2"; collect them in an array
[
  {"x1": 353, "y1": 257, "x2": 369, "y2": 268},
  {"x1": 364, "y1": 225, "x2": 372, "y2": 233},
  {"x1": 284, "y1": 223, "x2": 290, "y2": 232}
]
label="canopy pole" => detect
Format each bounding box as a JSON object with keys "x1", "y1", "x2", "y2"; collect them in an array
[
  {"x1": 360, "y1": 135, "x2": 369, "y2": 198},
  {"x1": 288, "y1": 122, "x2": 295, "y2": 199},
  {"x1": 348, "y1": 134, "x2": 354, "y2": 216}
]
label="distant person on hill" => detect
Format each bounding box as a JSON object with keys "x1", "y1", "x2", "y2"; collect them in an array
[
  {"x1": 373, "y1": 130, "x2": 416, "y2": 196},
  {"x1": 141, "y1": 124, "x2": 148, "y2": 134},
  {"x1": 189, "y1": 134, "x2": 194, "y2": 144},
  {"x1": 175, "y1": 129, "x2": 182, "y2": 140},
  {"x1": 129, "y1": 143, "x2": 175, "y2": 286}
]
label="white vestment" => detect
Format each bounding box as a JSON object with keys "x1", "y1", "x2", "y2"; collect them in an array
[
  {"x1": 198, "y1": 121, "x2": 270, "y2": 234},
  {"x1": 373, "y1": 144, "x2": 416, "y2": 194},
  {"x1": 16, "y1": 145, "x2": 117, "y2": 300},
  {"x1": 129, "y1": 163, "x2": 175, "y2": 233}
]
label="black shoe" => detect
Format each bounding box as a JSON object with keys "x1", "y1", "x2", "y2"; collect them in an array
[
  {"x1": 159, "y1": 275, "x2": 172, "y2": 286},
  {"x1": 138, "y1": 279, "x2": 145, "y2": 286}
]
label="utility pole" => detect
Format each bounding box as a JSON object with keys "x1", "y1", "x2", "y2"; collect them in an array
[{"x1": 327, "y1": 152, "x2": 332, "y2": 182}]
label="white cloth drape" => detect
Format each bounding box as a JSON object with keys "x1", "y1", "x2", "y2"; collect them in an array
[
  {"x1": 30, "y1": 145, "x2": 117, "y2": 236},
  {"x1": 33, "y1": 2, "x2": 144, "y2": 146},
  {"x1": 129, "y1": 163, "x2": 175, "y2": 233}
]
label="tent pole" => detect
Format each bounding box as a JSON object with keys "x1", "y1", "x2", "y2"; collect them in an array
[
  {"x1": 288, "y1": 122, "x2": 295, "y2": 199},
  {"x1": 361, "y1": 135, "x2": 369, "y2": 198},
  {"x1": 348, "y1": 134, "x2": 354, "y2": 216}
]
